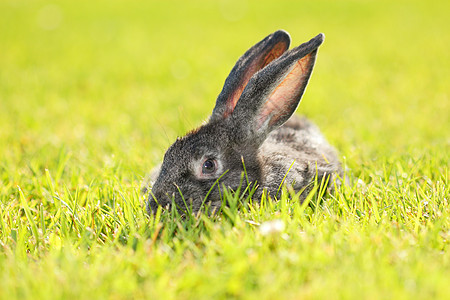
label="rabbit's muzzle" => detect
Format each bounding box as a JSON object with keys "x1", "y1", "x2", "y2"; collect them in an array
[{"x1": 146, "y1": 191, "x2": 174, "y2": 214}]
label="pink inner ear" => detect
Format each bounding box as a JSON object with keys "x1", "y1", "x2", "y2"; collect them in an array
[
  {"x1": 258, "y1": 53, "x2": 314, "y2": 128},
  {"x1": 223, "y1": 42, "x2": 289, "y2": 118}
]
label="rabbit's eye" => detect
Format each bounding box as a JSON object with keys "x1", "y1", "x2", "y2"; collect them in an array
[{"x1": 202, "y1": 159, "x2": 216, "y2": 174}]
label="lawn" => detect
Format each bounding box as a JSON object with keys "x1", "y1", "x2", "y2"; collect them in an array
[{"x1": 0, "y1": 0, "x2": 449, "y2": 299}]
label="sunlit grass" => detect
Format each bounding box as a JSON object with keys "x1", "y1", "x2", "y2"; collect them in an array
[{"x1": 0, "y1": 0, "x2": 449, "y2": 298}]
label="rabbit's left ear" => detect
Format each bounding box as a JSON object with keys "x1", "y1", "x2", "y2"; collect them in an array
[
  {"x1": 232, "y1": 34, "x2": 324, "y2": 143},
  {"x1": 210, "y1": 30, "x2": 290, "y2": 122}
]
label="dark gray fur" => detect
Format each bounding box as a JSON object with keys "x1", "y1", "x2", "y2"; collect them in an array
[{"x1": 146, "y1": 30, "x2": 341, "y2": 214}]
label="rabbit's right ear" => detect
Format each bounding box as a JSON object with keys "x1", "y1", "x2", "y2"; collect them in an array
[
  {"x1": 231, "y1": 33, "x2": 324, "y2": 144},
  {"x1": 210, "y1": 30, "x2": 291, "y2": 122}
]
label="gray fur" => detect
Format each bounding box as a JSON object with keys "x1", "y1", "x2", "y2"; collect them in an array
[{"x1": 146, "y1": 31, "x2": 341, "y2": 214}]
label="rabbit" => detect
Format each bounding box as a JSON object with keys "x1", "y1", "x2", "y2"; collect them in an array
[{"x1": 145, "y1": 30, "x2": 341, "y2": 214}]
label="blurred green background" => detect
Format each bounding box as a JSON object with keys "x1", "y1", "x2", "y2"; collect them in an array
[
  {"x1": 1, "y1": 0, "x2": 448, "y2": 186},
  {"x1": 0, "y1": 1, "x2": 449, "y2": 298}
]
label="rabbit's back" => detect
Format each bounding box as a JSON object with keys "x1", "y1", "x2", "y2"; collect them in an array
[{"x1": 258, "y1": 115, "x2": 340, "y2": 195}]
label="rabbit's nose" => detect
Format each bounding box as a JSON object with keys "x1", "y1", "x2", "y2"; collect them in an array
[{"x1": 146, "y1": 191, "x2": 172, "y2": 214}]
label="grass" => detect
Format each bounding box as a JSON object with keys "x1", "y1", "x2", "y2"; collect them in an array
[{"x1": 0, "y1": 0, "x2": 449, "y2": 298}]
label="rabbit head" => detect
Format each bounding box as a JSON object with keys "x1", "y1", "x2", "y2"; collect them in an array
[{"x1": 147, "y1": 30, "x2": 325, "y2": 214}]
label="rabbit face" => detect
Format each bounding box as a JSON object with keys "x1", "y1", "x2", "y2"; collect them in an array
[{"x1": 147, "y1": 119, "x2": 262, "y2": 213}]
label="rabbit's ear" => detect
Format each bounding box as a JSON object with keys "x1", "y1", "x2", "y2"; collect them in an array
[
  {"x1": 210, "y1": 30, "x2": 290, "y2": 122},
  {"x1": 232, "y1": 34, "x2": 324, "y2": 142}
]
